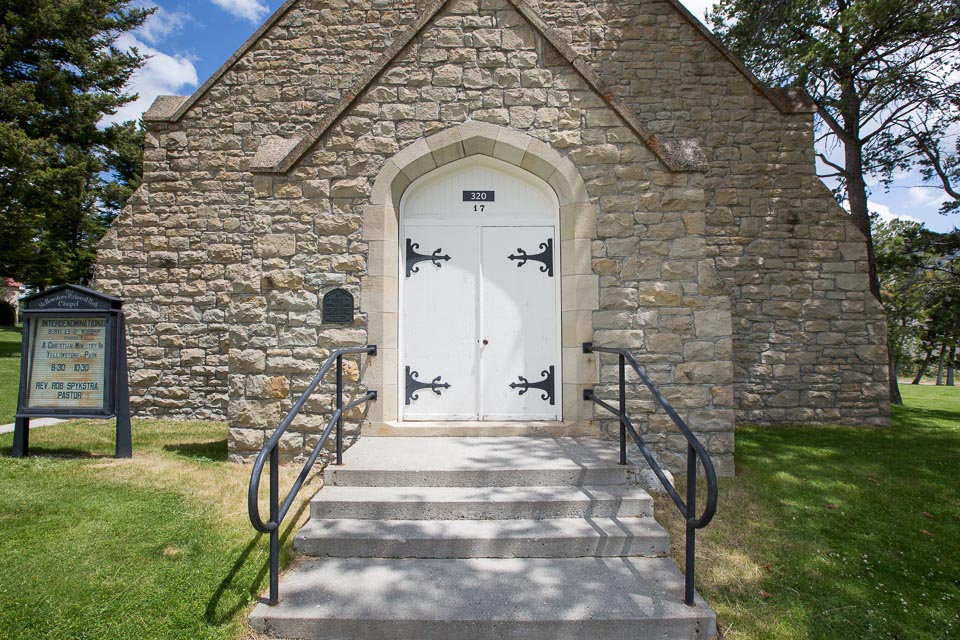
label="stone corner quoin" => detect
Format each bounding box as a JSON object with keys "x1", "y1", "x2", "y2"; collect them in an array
[{"x1": 93, "y1": 0, "x2": 890, "y2": 476}]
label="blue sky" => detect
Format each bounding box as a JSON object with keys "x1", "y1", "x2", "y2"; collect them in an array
[{"x1": 118, "y1": 0, "x2": 958, "y2": 234}]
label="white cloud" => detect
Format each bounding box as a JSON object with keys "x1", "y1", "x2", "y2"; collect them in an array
[
  {"x1": 210, "y1": 0, "x2": 271, "y2": 24},
  {"x1": 135, "y1": 3, "x2": 191, "y2": 46},
  {"x1": 908, "y1": 186, "x2": 951, "y2": 211},
  {"x1": 869, "y1": 202, "x2": 922, "y2": 226},
  {"x1": 890, "y1": 168, "x2": 914, "y2": 182},
  {"x1": 103, "y1": 33, "x2": 199, "y2": 125}
]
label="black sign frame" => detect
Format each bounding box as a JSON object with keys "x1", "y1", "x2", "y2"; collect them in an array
[{"x1": 12, "y1": 284, "x2": 132, "y2": 458}]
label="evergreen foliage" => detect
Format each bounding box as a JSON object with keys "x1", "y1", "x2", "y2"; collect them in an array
[
  {"x1": 0, "y1": 0, "x2": 151, "y2": 288},
  {"x1": 873, "y1": 216, "x2": 959, "y2": 395}
]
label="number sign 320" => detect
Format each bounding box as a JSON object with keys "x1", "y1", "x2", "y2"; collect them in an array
[{"x1": 463, "y1": 191, "x2": 495, "y2": 202}]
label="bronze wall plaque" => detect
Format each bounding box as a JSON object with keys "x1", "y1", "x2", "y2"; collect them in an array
[{"x1": 322, "y1": 288, "x2": 354, "y2": 324}]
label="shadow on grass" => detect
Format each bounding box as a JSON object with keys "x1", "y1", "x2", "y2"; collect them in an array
[
  {"x1": 204, "y1": 532, "x2": 267, "y2": 626},
  {"x1": 204, "y1": 477, "x2": 313, "y2": 625},
  {"x1": 0, "y1": 326, "x2": 21, "y2": 358},
  {"x1": 163, "y1": 439, "x2": 228, "y2": 462},
  {"x1": 896, "y1": 406, "x2": 960, "y2": 429}
]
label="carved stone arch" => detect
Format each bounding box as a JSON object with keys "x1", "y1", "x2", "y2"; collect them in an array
[{"x1": 362, "y1": 122, "x2": 598, "y2": 424}]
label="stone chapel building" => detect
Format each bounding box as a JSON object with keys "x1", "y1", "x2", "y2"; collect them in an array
[{"x1": 94, "y1": 0, "x2": 891, "y2": 475}]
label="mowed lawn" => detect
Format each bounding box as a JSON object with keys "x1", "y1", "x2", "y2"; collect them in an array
[
  {"x1": 0, "y1": 385, "x2": 957, "y2": 639},
  {"x1": 656, "y1": 384, "x2": 960, "y2": 639},
  {"x1": 0, "y1": 325, "x2": 22, "y2": 423},
  {"x1": 0, "y1": 420, "x2": 313, "y2": 640}
]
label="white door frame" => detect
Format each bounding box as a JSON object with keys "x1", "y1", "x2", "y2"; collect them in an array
[{"x1": 398, "y1": 156, "x2": 562, "y2": 421}]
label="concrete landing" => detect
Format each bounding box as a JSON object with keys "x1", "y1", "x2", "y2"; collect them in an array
[{"x1": 325, "y1": 436, "x2": 644, "y2": 487}]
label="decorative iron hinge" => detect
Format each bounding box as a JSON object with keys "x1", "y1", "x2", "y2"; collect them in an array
[
  {"x1": 405, "y1": 366, "x2": 451, "y2": 405},
  {"x1": 508, "y1": 238, "x2": 553, "y2": 277},
  {"x1": 509, "y1": 365, "x2": 555, "y2": 405},
  {"x1": 406, "y1": 238, "x2": 451, "y2": 277}
]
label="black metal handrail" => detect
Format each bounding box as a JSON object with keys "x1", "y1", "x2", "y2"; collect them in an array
[
  {"x1": 582, "y1": 342, "x2": 718, "y2": 606},
  {"x1": 248, "y1": 344, "x2": 377, "y2": 606}
]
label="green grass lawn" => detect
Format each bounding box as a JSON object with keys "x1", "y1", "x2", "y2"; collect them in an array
[
  {"x1": 0, "y1": 325, "x2": 22, "y2": 423},
  {"x1": 657, "y1": 384, "x2": 960, "y2": 639},
  {"x1": 0, "y1": 420, "x2": 313, "y2": 640}
]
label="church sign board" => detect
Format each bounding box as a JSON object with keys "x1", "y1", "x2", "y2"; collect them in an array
[{"x1": 13, "y1": 284, "x2": 131, "y2": 458}]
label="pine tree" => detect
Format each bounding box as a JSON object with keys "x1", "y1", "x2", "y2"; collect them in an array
[{"x1": 0, "y1": 0, "x2": 151, "y2": 288}]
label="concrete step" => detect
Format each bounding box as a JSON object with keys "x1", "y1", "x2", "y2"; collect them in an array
[
  {"x1": 249, "y1": 556, "x2": 717, "y2": 640},
  {"x1": 324, "y1": 436, "x2": 638, "y2": 487},
  {"x1": 294, "y1": 516, "x2": 670, "y2": 559},
  {"x1": 310, "y1": 485, "x2": 653, "y2": 520}
]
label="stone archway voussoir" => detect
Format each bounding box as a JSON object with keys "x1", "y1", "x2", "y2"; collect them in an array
[
  {"x1": 368, "y1": 163, "x2": 405, "y2": 208},
  {"x1": 425, "y1": 127, "x2": 466, "y2": 167},
  {"x1": 492, "y1": 127, "x2": 531, "y2": 167},
  {"x1": 521, "y1": 138, "x2": 563, "y2": 184},
  {"x1": 393, "y1": 138, "x2": 437, "y2": 184}
]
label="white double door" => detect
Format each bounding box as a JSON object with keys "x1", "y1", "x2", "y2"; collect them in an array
[{"x1": 401, "y1": 224, "x2": 560, "y2": 421}]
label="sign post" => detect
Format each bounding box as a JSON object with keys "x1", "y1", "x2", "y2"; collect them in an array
[{"x1": 13, "y1": 284, "x2": 131, "y2": 458}]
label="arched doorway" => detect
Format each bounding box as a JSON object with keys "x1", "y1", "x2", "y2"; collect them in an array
[{"x1": 399, "y1": 156, "x2": 561, "y2": 421}]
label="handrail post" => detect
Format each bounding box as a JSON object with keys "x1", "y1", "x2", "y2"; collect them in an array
[
  {"x1": 582, "y1": 344, "x2": 718, "y2": 609},
  {"x1": 618, "y1": 353, "x2": 626, "y2": 465},
  {"x1": 269, "y1": 446, "x2": 279, "y2": 606},
  {"x1": 336, "y1": 354, "x2": 344, "y2": 466},
  {"x1": 685, "y1": 443, "x2": 697, "y2": 606},
  {"x1": 247, "y1": 344, "x2": 380, "y2": 607}
]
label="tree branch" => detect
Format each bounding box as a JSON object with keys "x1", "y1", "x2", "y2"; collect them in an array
[
  {"x1": 817, "y1": 153, "x2": 847, "y2": 175},
  {"x1": 816, "y1": 103, "x2": 850, "y2": 143}
]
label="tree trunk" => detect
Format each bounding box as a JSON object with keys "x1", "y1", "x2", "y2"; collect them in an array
[
  {"x1": 948, "y1": 346, "x2": 957, "y2": 387},
  {"x1": 936, "y1": 343, "x2": 947, "y2": 385},
  {"x1": 888, "y1": 350, "x2": 903, "y2": 405},
  {"x1": 841, "y1": 109, "x2": 881, "y2": 301},
  {"x1": 912, "y1": 347, "x2": 933, "y2": 384}
]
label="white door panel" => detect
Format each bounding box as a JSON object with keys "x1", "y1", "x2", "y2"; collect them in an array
[
  {"x1": 401, "y1": 226, "x2": 478, "y2": 419},
  {"x1": 404, "y1": 161, "x2": 554, "y2": 225},
  {"x1": 480, "y1": 227, "x2": 559, "y2": 420}
]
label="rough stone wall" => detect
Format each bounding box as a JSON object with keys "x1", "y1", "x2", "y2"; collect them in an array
[{"x1": 525, "y1": 0, "x2": 890, "y2": 425}]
